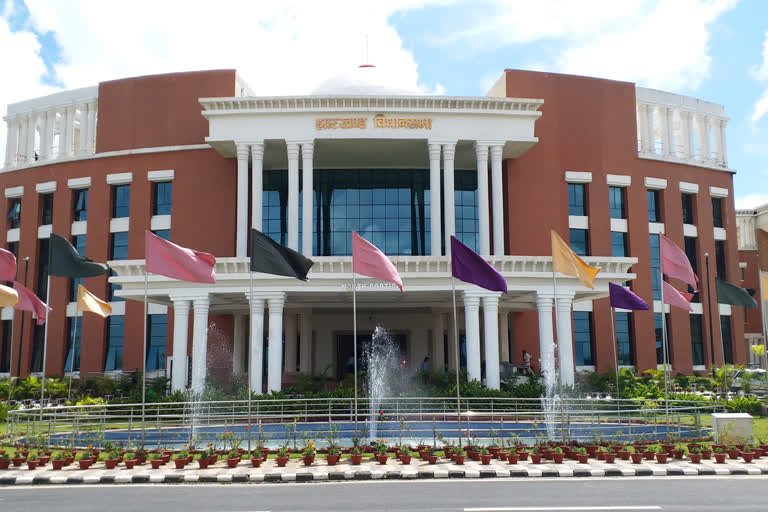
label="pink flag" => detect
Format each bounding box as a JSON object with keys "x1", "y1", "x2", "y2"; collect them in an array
[
  {"x1": 660, "y1": 234, "x2": 698, "y2": 291},
  {"x1": 145, "y1": 231, "x2": 216, "y2": 284},
  {"x1": 14, "y1": 281, "x2": 51, "y2": 325},
  {"x1": 663, "y1": 281, "x2": 693, "y2": 312},
  {"x1": 351, "y1": 232, "x2": 404, "y2": 293},
  {"x1": 0, "y1": 248, "x2": 16, "y2": 281}
]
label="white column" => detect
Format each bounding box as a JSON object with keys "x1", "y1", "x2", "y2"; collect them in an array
[
  {"x1": 170, "y1": 299, "x2": 190, "y2": 392},
  {"x1": 490, "y1": 144, "x2": 504, "y2": 255},
  {"x1": 63, "y1": 105, "x2": 75, "y2": 157},
  {"x1": 299, "y1": 309, "x2": 312, "y2": 374},
  {"x1": 536, "y1": 294, "x2": 555, "y2": 393},
  {"x1": 267, "y1": 295, "x2": 285, "y2": 392},
  {"x1": 25, "y1": 113, "x2": 36, "y2": 163},
  {"x1": 645, "y1": 104, "x2": 655, "y2": 155},
  {"x1": 475, "y1": 143, "x2": 490, "y2": 255},
  {"x1": 711, "y1": 117, "x2": 723, "y2": 165},
  {"x1": 464, "y1": 293, "x2": 481, "y2": 382},
  {"x1": 235, "y1": 143, "x2": 250, "y2": 257},
  {"x1": 247, "y1": 295, "x2": 265, "y2": 393},
  {"x1": 679, "y1": 111, "x2": 690, "y2": 159},
  {"x1": 428, "y1": 143, "x2": 442, "y2": 256},
  {"x1": 301, "y1": 142, "x2": 314, "y2": 256},
  {"x1": 284, "y1": 310, "x2": 298, "y2": 374},
  {"x1": 697, "y1": 114, "x2": 710, "y2": 162},
  {"x1": 77, "y1": 104, "x2": 89, "y2": 155},
  {"x1": 443, "y1": 143, "x2": 456, "y2": 256},
  {"x1": 719, "y1": 119, "x2": 728, "y2": 167},
  {"x1": 232, "y1": 313, "x2": 246, "y2": 377},
  {"x1": 4, "y1": 117, "x2": 17, "y2": 167},
  {"x1": 482, "y1": 294, "x2": 501, "y2": 389},
  {"x1": 636, "y1": 104, "x2": 647, "y2": 153},
  {"x1": 251, "y1": 142, "x2": 264, "y2": 231},
  {"x1": 287, "y1": 143, "x2": 300, "y2": 250},
  {"x1": 190, "y1": 296, "x2": 210, "y2": 393},
  {"x1": 555, "y1": 294, "x2": 575, "y2": 387},
  {"x1": 499, "y1": 310, "x2": 510, "y2": 363},
  {"x1": 431, "y1": 310, "x2": 445, "y2": 368},
  {"x1": 87, "y1": 101, "x2": 97, "y2": 151},
  {"x1": 664, "y1": 107, "x2": 675, "y2": 157},
  {"x1": 38, "y1": 111, "x2": 50, "y2": 161}
]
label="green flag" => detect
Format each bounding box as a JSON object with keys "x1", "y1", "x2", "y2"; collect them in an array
[
  {"x1": 715, "y1": 278, "x2": 758, "y2": 308},
  {"x1": 49, "y1": 233, "x2": 110, "y2": 278}
]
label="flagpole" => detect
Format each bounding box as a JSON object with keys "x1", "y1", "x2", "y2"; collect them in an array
[
  {"x1": 658, "y1": 268, "x2": 670, "y2": 435},
  {"x1": 39, "y1": 274, "x2": 51, "y2": 430},
  {"x1": 450, "y1": 275, "x2": 463, "y2": 449},
  {"x1": 352, "y1": 269, "x2": 358, "y2": 442},
  {"x1": 247, "y1": 269, "x2": 254, "y2": 453},
  {"x1": 14, "y1": 258, "x2": 29, "y2": 379},
  {"x1": 141, "y1": 269, "x2": 148, "y2": 450},
  {"x1": 7, "y1": 305, "x2": 14, "y2": 403},
  {"x1": 551, "y1": 267, "x2": 560, "y2": 395},
  {"x1": 67, "y1": 309, "x2": 80, "y2": 401},
  {"x1": 609, "y1": 305, "x2": 620, "y2": 419}
]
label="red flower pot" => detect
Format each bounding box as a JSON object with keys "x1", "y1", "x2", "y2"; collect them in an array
[
  {"x1": 469, "y1": 451, "x2": 481, "y2": 461},
  {"x1": 276, "y1": 456, "x2": 289, "y2": 467},
  {"x1": 643, "y1": 451, "x2": 655, "y2": 461},
  {"x1": 585, "y1": 446, "x2": 598, "y2": 457},
  {"x1": 11, "y1": 457, "x2": 24, "y2": 467},
  {"x1": 488, "y1": 447, "x2": 500, "y2": 458},
  {"x1": 689, "y1": 453, "x2": 702, "y2": 464},
  {"x1": 517, "y1": 451, "x2": 529, "y2": 461},
  {"x1": 741, "y1": 452, "x2": 755, "y2": 463},
  {"x1": 302, "y1": 456, "x2": 313, "y2": 466},
  {"x1": 577, "y1": 454, "x2": 589, "y2": 464},
  {"x1": 530, "y1": 454, "x2": 542, "y2": 464},
  {"x1": 480, "y1": 454, "x2": 492, "y2": 465},
  {"x1": 618, "y1": 451, "x2": 630, "y2": 461},
  {"x1": 427, "y1": 455, "x2": 438, "y2": 465},
  {"x1": 105, "y1": 459, "x2": 120, "y2": 470},
  {"x1": 552, "y1": 453, "x2": 565, "y2": 464},
  {"x1": 714, "y1": 453, "x2": 727, "y2": 464},
  {"x1": 136, "y1": 456, "x2": 146, "y2": 465},
  {"x1": 454, "y1": 455, "x2": 465, "y2": 465},
  {"x1": 150, "y1": 459, "x2": 163, "y2": 469},
  {"x1": 125, "y1": 459, "x2": 138, "y2": 469},
  {"x1": 399, "y1": 455, "x2": 411, "y2": 465},
  {"x1": 727, "y1": 449, "x2": 740, "y2": 460},
  {"x1": 350, "y1": 454, "x2": 363, "y2": 465},
  {"x1": 499, "y1": 452, "x2": 508, "y2": 461},
  {"x1": 507, "y1": 454, "x2": 519, "y2": 465},
  {"x1": 227, "y1": 457, "x2": 240, "y2": 468},
  {"x1": 326, "y1": 454, "x2": 340, "y2": 466},
  {"x1": 26, "y1": 460, "x2": 38, "y2": 470},
  {"x1": 0, "y1": 460, "x2": 9, "y2": 470},
  {"x1": 604, "y1": 453, "x2": 616, "y2": 464},
  {"x1": 78, "y1": 460, "x2": 92, "y2": 470},
  {"x1": 198, "y1": 458, "x2": 209, "y2": 469},
  {"x1": 38, "y1": 456, "x2": 49, "y2": 466},
  {"x1": 378, "y1": 455, "x2": 389, "y2": 465},
  {"x1": 656, "y1": 453, "x2": 668, "y2": 464},
  {"x1": 701, "y1": 450, "x2": 712, "y2": 460},
  {"x1": 630, "y1": 453, "x2": 644, "y2": 464},
  {"x1": 51, "y1": 459, "x2": 66, "y2": 470}
]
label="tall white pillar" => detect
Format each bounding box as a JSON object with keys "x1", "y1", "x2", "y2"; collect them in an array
[
  {"x1": 78, "y1": 105, "x2": 89, "y2": 155},
  {"x1": 482, "y1": 294, "x2": 501, "y2": 389},
  {"x1": 664, "y1": 107, "x2": 675, "y2": 157},
  {"x1": 536, "y1": 294, "x2": 555, "y2": 393},
  {"x1": 190, "y1": 296, "x2": 210, "y2": 393},
  {"x1": 87, "y1": 101, "x2": 97, "y2": 151},
  {"x1": 499, "y1": 310, "x2": 509, "y2": 363},
  {"x1": 299, "y1": 309, "x2": 312, "y2": 373},
  {"x1": 284, "y1": 311, "x2": 298, "y2": 374},
  {"x1": 232, "y1": 313, "x2": 247, "y2": 376},
  {"x1": 287, "y1": 143, "x2": 300, "y2": 250},
  {"x1": 719, "y1": 119, "x2": 728, "y2": 167},
  {"x1": 490, "y1": 144, "x2": 504, "y2": 255},
  {"x1": 251, "y1": 142, "x2": 264, "y2": 231},
  {"x1": 63, "y1": 105, "x2": 75, "y2": 157},
  {"x1": 4, "y1": 117, "x2": 17, "y2": 167},
  {"x1": 235, "y1": 143, "x2": 249, "y2": 257},
  {"x1": 475, "y1": 143, "x2": 490, "y2": 255},
  {"x1": 25, "y1": 113, "x2": 36, "y2": 163},
  {"x1": 428, "y1": 143, "x2": 442, "y2": 256},
  {"x1": 711, "y1": 117, "x2": 723, "y2": 165},
  {"x1": 301, "y1": 142, "x2": 314, "y2": 256},
  {"x1": 636, "y1": 104, "x2": 648, "y2": 153},
  {"x1": 464, "y1": 293, "x2": 481, "y2": 382},
  {"x1": 247, "y1": 295, "x2": 265, "y2": 393},
  {"x1": 555, "y1": 294, "x2": 575, "y2": 387},
  {"x1": 443, "y1": 143, "x2": 456, "y2": 256},
  {"x1": 431, "y1": 310, "x2": 445, "y2": 368},
  {"x1": 267, "y1": 295, "x2": 285, "y2": 392},
  {"x1": 645, "y1": 104, "x2": 655, "y2": 155},
  {"x1": 38, "y1": 111, "x2": 50, "y2": 161},
  {"x1": 170, "y1": 299, "x2": 190, "y2": 392},
  {"x1": 697, "y1": 114, "x2": 711, "y2": 162}
]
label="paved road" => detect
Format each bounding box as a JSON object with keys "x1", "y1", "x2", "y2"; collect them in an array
[{"x1": 0, "y1": 477, "x2": 764, "y2": 511}]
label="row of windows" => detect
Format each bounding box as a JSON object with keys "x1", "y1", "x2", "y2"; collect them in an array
[{"x1": 4, "y1": 182, "x2": 172, "y2": 231}]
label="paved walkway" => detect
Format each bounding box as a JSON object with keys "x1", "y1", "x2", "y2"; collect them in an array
[{"x1": 1, "y1": 456, "x2": 767, "y2": 485}]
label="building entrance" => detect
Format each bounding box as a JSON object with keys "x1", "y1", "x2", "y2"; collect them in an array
[{"x1": 336, "y1": 332, "x2": 407, "y2": 380}]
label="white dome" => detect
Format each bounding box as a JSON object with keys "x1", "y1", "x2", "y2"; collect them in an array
[{"x1": 312, "y1": 65, "x2": 422, "y2": 96}]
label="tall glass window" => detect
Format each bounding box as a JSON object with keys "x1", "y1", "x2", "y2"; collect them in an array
[
  {"x1": 152, "y1": 229, "x2": 170, "y2": 241},
  {"x1": 684, "y1": 236, "x2": 699, "y2": 302},
  {"x1": 715, "y1": 240, "x2": 726, "y2": 280},
  {"x1": 262, "y1": 170, "x2": 288, "y2": 246},
  {"x1": 105, "y1": 316, "x2": 124, "y2": 371},
  {"x1": 655, "y1": 312, "x2": 670, "y2": 365},
  {"x1": 573, "y1": 312, "x2": 593, "y2": 366},
  {"x1": 690, "y1": 314, "x2": 704, "y2": 366},
  {"x1": 37, "y1": 238, "x2": 49, "y2": 298},
  {"x1": 7, "y1": 198, "x2": 21, "y2": 229},
  {"x1": 682, "y1": 193, "x2": 694, "y2": 224},
  {"x1": 712, "y1": 197, "x2": 723, "y2": 228},
  {"x1": 147, "y1": 314, "x2": 167, "y2": 371},
  {"x1": 568, "y1": 183, "x2": 586, "y2": 216},
  {"x1": 7, "y1": 241, "x2": 18, "y2": 258},
  {"x1": 611, "y1": 232, "x2": 627, "y2": 257},
  {"x1": 64, "y1": 316, "x2": 82, "y2": 372},
  {"x1": 31, "y1": 324, "x2": 44, "y2": 372},
  {"x1": 649, "y1": 234, "x2": 661, "y2": 300},
  {"x1": 112, "y1": 185, "x2": 130, "y2": 218},
  {"x1": 569, "y1": 228, "x2": 589, "y2": 256},
  {"x1": 72, "y1": 189, "x2": 88, "y2": 221},
  {"x1": 615, "y1": 312, "x2": 634, "y2": 366},
  {"x1": 0, "y1": 320, "x2": 11, "y2": 373},
  {"x1": 153, "y1": 182, "x2": 172, "y2": 216},
  {"x1": 69, "y1": 235, "x2": 86, "y2": 302},
  {"x1": 720, "y1": 316, "x2": 733, "y2": 364},
  {"x1": 109, "y1": 232, "x2": 129, "y2": 301},
  {"x1": 454, "y1": 170, "x2": 479, "y2": 252},
  {"x1": 647, "y1": 189, "x2": 661, "y2": 222},
  {"x1": 40, "y1": 193, "x2": 54, "y2": 225},
  {"x1": 609, "y1": 186, "x2": 625, "y2": 219}
]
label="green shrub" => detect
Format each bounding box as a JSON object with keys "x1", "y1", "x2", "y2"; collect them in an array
[{"x1": 725, "y1": 395, "x2": 764, "y2": 416}]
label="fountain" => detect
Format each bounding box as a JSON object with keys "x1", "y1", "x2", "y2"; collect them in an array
[{"x1": 364, "y1": 325, "x2": 406, "y2": 442}]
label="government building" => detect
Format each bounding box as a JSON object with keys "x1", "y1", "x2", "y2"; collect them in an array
[{"x1": 0, "y1": 67, "x2": 743, "y2": 393}]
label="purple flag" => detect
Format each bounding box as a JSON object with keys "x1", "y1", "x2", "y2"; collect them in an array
[
  {"x1": 609, "y1": 282, "x2": 649, "y2": 310},
  {"x1": 450, "y1": 236, "x2": 507, "y2": 293}
]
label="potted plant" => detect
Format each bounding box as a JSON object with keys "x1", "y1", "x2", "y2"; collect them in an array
[
  {"x1": 630, "y1": 447, "x2": 644, "y2": 464},
  {"x1": 37, "y1": 452, "x2": 50, "y2": 466},
  {"x1": 551, "y1": 446, "x2": 565, "y2": 464},
  {"x1": 142, "y1": 453, "x2": 160, "y2": 470},
  {"x1": 655, "y1": 446, "x2": 668, "y2": 464},
  {"x1": 574, "y1": 447, "x2": 589, "y2": 464},
  {"x1": 76, "y1": 451, "x2": 93, "y2": 470},
  {"x1": 250, "y1": 450, "x2": 263, "y2": 468},
  {"x1": 172, "y1": 450, "x2": 187, "y2": 469},
  {"x1": 275, "y1": 446, "x2": 290, "y2": 467},
  {"x1": 687, "y1": 446, "x2": 702, "y2": 464},
  {"x1": 301, "y1": 441, "x2": 316, "y2": 466},
  {"x1": 617, "y1": 445, "x2": 631, "y2": 461},
  {"x1": 350, "y1": 446, "x2": 363, "y2": 465},
  {"x1": 399, "y1": 447, "x2": 412, "y2": 465},
  {"x1": 713, "y1": 447, "x2": 727, "y2": 464},
  {"x1": 600, "y1": 446, "x2": 616, "y2": 464},
  {"x1": 516, "y1": 448, "x2": 529, "y2": 461},
  {"x1": 26, "y1": 452, "x2": 38, "y2": 470},
  {"x1": 741, "y1": 445, "x2": 756, "y2": 463},
  {"x1": 11, "y1": 453, "x2": 25, "y2": 467},
  {"x1": 135, "y1": 448, "x2": 147, "y2": 465},
  {"x1": 63, "y1": 450, "x2": 74, "y2": 466},
  {"x1": 227, "y1": 446, "x2": 241, "y2": 468},
  {"x1": 0, "y1": 452, "x2": 10, "y2": 470},
  {"x1": 530, "y1": 446, "x2": 542, "y2": 465},
  {"x1": 105, "y1": 451, "x2": 121, "y2": 470},
  {"x1": 48, "y1": 452, "x2": 65, "y2": 470}
]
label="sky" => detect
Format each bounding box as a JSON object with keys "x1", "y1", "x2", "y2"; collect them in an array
[{"x1": 0, "y1": 0, "x2": 766, "y2": 209}]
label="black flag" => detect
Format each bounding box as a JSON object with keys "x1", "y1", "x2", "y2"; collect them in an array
[
  {"x1": 250, "y1": 229, "x2": 313, "y2": 281},
  {"x1": 49, "y1": 233, "x2": 110, "y2": 278},
  {"x1": 715, "y1": 278, "x2": 758, "y2": 308}
]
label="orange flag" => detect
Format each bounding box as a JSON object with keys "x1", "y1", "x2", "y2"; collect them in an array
[
  {"x1": 551, "y1": 229, "x2": 600, "y2": 289},
  {"x1": 76, "y1": 285, "x2": 112, "y2": 318}
]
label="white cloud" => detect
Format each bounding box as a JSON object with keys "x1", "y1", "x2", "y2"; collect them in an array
[
  {"x1": 751, "y1": 30, "x2": 768, "y2": 124},
  {"x1": 736, "y1": 193, "x2": 768, "y2": 210},
  {"x1": 428, "y1": 0, "x2": 736, "y2": 92}
]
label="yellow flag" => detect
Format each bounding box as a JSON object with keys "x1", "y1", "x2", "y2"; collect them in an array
[
  {"x1": 762, "y1": 272, "x2": 768, "y2": 302},
  {"x1": 551, "y1": 229, "x2": 600, "y2": 289},
  {"x1": 0, "y1": 284, "x2": 18, "y2": 308},
  {"x1": 76, "y1": 284, "x2": 112, "y2": 318}
]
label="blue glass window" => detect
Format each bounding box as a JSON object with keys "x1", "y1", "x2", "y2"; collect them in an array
[
  {"x1": 69, "y1": 235, "x2": 86, "y2": 302},
  {"x1": 568, "y1": 183, "x2": 586, "y2": 216},
  {"x1": 7, "y1": 198, "x2": 21, "y2": 229},
  {"x1": 647, "y1": 189, "x2": 660, "y2": 222},
  {"x1": 609, "y1": 187, "x2": 625, "y2": 219},
  {"x1": 569, "y1": 228, "x2": 588, "y2": 256},
  {"x1": 152, "y1": 229, "x2": 170, "y2": 241},
  {"x1": 153, "y1": 182, "x2": 172, "y2": 216},
  {"x1": 682, "y1": 193, "x2": 694, "y2": 224},
  {"x1": 573, "y1": 312, "x2": 593, "y2": 366},
  {"x1": 64, "y1": 316, "x2": 82, "y2": 372},
  {"x1": 720, "y1": 316, "x2": 733, "y2": 364},
  {"x1": 37, "y1": 238, "x2": 49, "y2": 298},
  {"x1": 73, "y1": 189, "x2": 88, "y2": 221},
  {"x1": 109, "y1": 232, "x2": 129, "y2": 301},
  {"x1": 690, "y1": 314, "x2": 704, "y2": 366},
  {"x1": 615, "y1": 312, "x2": 634, "y2": 366},
  {"x1": 112, "y1": 185, "x2": 130, "y2": 218},
  {"x1": 649, "y1": 234, "x2": 661, "y2": 300},
  {"x1": 147, "y1": 314, "x2": 167, "y2": 371},
  {"x1": 611, "y1": 232, "x2": 627, "y2": 257},
  {"x1": 40, "y1": 193, "x2": 54, "y2": 225},
  {"x1": 454, "y1": 170, "x2": 479, "y2": 252},
  {"x1": 105, "y1": 316, "x2": 124, "y2": 371},
  {"x1": 262, "y1": 170, "x2": 288, "y2": 246}
]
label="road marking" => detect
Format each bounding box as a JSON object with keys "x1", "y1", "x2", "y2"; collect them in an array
[{"x1": 464, "y1": 507, "x2": 662, "y2": 512}]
